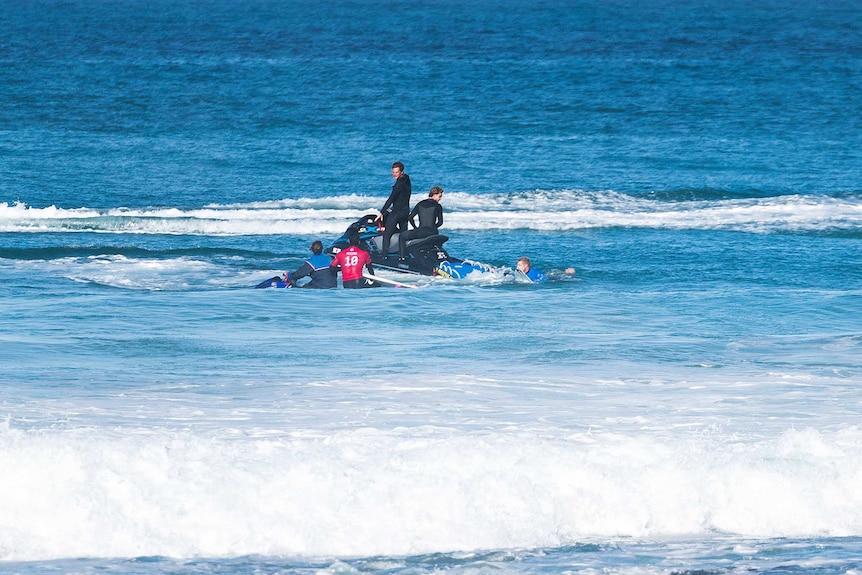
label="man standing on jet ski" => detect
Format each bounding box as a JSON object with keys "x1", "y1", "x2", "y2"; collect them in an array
[
  {"x1": 398, "y1": 186, "x2": 444, "y2": 261},
  {"x1": 378, "y1": 161, "x2": 411, "y2": 257}
]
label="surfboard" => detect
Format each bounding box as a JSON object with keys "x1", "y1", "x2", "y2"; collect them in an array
[
  {"x1": 254, "y1": 276, "x2": 288, "y2": 289},
  {"x1": 255, "y1": 276, "x2": 290, "y2": 288},
  {"x1": 363, "y1": 271, "x2": 418, "y2": 289},
  {"x1": 514, "y1": 269, "x2": 534, "y2": 283}
]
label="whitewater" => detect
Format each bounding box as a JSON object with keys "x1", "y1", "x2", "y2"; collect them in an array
[
  {"x1": 4, "y1": 359, "x2": 862, "y2": 561},
  {"x1": 3, "y1": 190, "x2": 861, "y2": 236}
]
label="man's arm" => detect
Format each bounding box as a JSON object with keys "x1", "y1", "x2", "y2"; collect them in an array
[{"x1": 285, "y1": 262, "x2": 312, "y2": 285}]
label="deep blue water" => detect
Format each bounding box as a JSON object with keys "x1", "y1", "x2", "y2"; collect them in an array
[
  {"x1": 2, "y1": 1, "x2": 862, "y2": 574},
  {"x1": 4, "y1": 0, "x2": 861, "y2": 209}
]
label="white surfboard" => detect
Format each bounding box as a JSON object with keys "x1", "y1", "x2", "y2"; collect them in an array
[
  {"x1": 513, "y1": 269, "x2": 534, "y2": 283},
  {"x1": 363, "y1": 271, "x2": 418, "y2": 289}
]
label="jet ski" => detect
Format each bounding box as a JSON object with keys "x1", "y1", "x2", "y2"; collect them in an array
[{"x1": 325, "y1": 214, "x2": 488, "y2": 279}]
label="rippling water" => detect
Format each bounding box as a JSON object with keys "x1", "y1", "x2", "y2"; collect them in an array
[{"x1": 2, "y1": 0, "x2": 861, "y2": 573}]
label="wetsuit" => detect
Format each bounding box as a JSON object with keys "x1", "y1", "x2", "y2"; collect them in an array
[
  {"x1": 398, "y1": 198, "x2": 443, "y2": 259},
  {"x1": 286, "y1": 254, "x2": 336, "y2": 288},
  {"x1": 330, "y1": 245, "x2": 375, "y2": 288},
  {"x1": 525, "y1": 268, "x2": 547, "y2": 282},
  {"x1": 380, "y1": 173, "x2": 411, "y2": 256}
]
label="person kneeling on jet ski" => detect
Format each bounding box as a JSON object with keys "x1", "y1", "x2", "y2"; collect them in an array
[
  {"x1": 331, "y1": 232, "x2": 377, "y2": 288},
  {"x1": 284, "y1": 240, "x2": 337, "y2": 288},
  {"x1": 398, "y1": 186, "x2": 444, "y2": 261}
]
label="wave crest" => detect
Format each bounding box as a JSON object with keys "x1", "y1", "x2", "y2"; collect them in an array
[
  {"x1": 1, "y1": 424, "x2": 861, "y2": 561},
  {"x1": 2, "y1": 190, "x2": 861, "y2": 236}
]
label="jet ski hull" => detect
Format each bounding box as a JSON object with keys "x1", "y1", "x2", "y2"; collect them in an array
[{"x1": 325, "y1": 214, "x2": 475, "y2": 277}]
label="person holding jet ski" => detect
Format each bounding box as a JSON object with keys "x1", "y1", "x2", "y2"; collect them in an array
[
  {"x1": 331, "y1": 232, "x2": 377, "y2": 288},
  {"x1": 283, "y1": 240, "x2": 337, "y2": 288}
]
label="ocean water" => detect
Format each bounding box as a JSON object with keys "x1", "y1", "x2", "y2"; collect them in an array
[{"x1": 2, "y1": 0, "x2": 862, "y2": 574}]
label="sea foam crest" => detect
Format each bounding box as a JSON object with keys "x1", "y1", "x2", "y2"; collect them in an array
[
  {"x1": 1, "y1": 191, "x2": 860, "y2": 235},
  {"x1": 1, "y1": 422, "x2": 861, "y2": 562}
]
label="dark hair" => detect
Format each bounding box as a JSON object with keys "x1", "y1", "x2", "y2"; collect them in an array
[
  {"x1": 392, "y1": 161, "x2": 405, "y2": 171},
  {"x1": 429, "y1": 186, "x2": 443, "y2": 197},
  {"x1": 310, "y1": 240, "x2": 323, "y2": 255},
  {"x1": 348, "y1": 232, "x2": 360, "y2": 247}
]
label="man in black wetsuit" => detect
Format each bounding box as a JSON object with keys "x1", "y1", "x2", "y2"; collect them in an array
[
  {"x1": 379, "y1": 161, "x2": 411, "y2": 257},
  {"x1": 398, "y1": 186, "x2": 444, "y2": 260}
]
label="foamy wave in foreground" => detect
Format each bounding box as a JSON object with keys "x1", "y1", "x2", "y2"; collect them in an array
[
  {"x1": 1, "y1": 422, "x2": 861, "y2": 562},
  {"x1": 2, "y1": 191, "x2": 860, "y2": 235}
]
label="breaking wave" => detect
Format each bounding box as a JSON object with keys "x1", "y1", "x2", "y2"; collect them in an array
[
  {"x1": 1, "y1": 419, "x2": 861, "y2": 562},
  {"x1": 2, "y1": 190, "x2": 860, "y2": 236}
]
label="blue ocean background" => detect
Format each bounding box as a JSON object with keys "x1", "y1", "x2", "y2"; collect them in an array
[{"x1": 2, "y1": 0, "x2": 862, "y2": 573}]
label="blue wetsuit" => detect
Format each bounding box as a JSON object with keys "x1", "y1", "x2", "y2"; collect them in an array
[
  {"x1": 525, "y1": 268, "x2": 547, "y2": 283},
  {"x1": 287, "y1": 254, "x2": 337, "y2": 288}
]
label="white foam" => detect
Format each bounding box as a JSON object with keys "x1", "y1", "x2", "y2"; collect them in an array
[
  {"x1": 1, "y1": 417, "x2": 861, "y2": 562},
  {"x1": 2, "y1": 191, "x2": 860, "y2": 235},
  {"x1": 4, "y1": 255, "x2": 251, "y2": 290}
]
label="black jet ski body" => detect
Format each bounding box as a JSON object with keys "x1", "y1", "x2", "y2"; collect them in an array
[{"x1": 325, "y1": 214, "x2": 480, "y2": 278}]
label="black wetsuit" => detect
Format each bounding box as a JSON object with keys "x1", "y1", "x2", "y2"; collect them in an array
[
  {"x1": 343, "y1": 278, "x2": 376, "y2": 289},
  {"x1": 380, "y1": 173, "x2": 411, "y2": 255},
  {"x1": 398, "y1": 198, "x2": 443, "y2": 258}
]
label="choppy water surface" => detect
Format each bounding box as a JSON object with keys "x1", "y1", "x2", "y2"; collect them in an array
[{"x1": 2, "y1": 0, "x2": 861, "y2": 573}]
